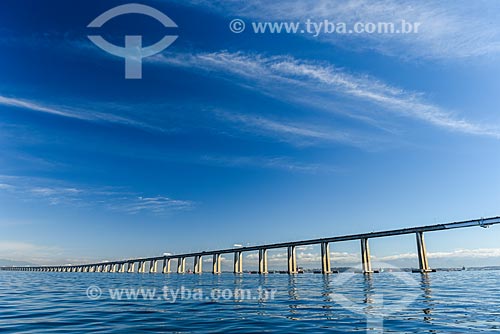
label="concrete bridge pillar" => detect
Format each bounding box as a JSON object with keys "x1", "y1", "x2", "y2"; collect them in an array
[
  {"x1": 233, "y1": 251, "x2": 243, "y2": 274},
  {"x1": 321, "y1": 242, "x2": 331, "y2": 274},
  {"x1": 177, "y1": 257, "x2": 186, "y2": 273},
  {"x1": 416, "y1": 232, "x2": 432, "y2": 272},
  {"x1": 150, "y1": 260, "x2": 158, "y2": 273},
  {"x1": 287, "y1": 246, "x2": 297, "y2": 274},
  {"x1": 127, "y1": 262, "x2": 135, "y2": 273},
  {"x1": 361, "y1": 238, "x2": 373, "y2": 274},
  {"x1": 258, "y1": 249, "x2": 268, "y2": 274},
  {"x1": 139, "y1": 261, "x2": 146, "y2": 273},
  {"x1": 163, "y1": 258, "x2": 171, "y2": 274},
  {"x1": 194, "y1": 256, "x2": 202, "y2": 274},
  {"x1": 212, "y1": 254, "x2": 221, "y2": 274}
]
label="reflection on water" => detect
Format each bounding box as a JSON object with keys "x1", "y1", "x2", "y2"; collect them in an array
[
  {"x1": 420, "y1": 273, "x2": 434, "y2": 323},
  {"x1": 0, "y1": 270, "x2": 499, "y2": 333}
]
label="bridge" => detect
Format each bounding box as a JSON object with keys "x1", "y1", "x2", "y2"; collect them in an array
[{"x1": 2, "y1": 216, "x2": 499, "y2": 274}]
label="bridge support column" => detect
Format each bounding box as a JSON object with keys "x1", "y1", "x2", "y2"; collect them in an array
[
  {"x1": 163, "y1": 258, "x2": 171, "y2": 274},
  {"x1": 321, "y1": 242, "x2": 331, "y2": 274},
  {"x1": 361, "y1": 238, "x2": 373, "y2": 274},
  {"x1": 127, "y1": 262, "x2": 134, "y2": 273},
  {"x1": 194, "y1": 256, "x2": 202, "y2": 274},
  {"x1": 177, "y1": 257, "x2": 186, "y2": 273},
  {"x1": 212, "y1": 254, "x2": 221, "y2": 274},
  {"x1": 233, "y1": 251, "x2": 243, "y2": 274},
  {"x1": 259, "y1": 249, "x2": 268, "y2": 274},
  {"x1": 150, "y1": 260, "x2": 157, "y2": 273},
  {"x1": 416, "y1": 232, "x2": 432, "y2": 273},
  {"x1": 139, "y1": 261, "x2": 147, "y2": 273},
  {"x1": 288, "y1": 246, "x2": 297, "y2": 274}
]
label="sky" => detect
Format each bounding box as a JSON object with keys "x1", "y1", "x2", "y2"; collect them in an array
[{"x1": 1, "y1": 0, "x2": 500, "y2": 269}]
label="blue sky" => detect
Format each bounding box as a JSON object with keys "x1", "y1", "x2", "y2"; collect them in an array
[{"x1": 1, "y1": 0, "x2": 500, "y2": 269}]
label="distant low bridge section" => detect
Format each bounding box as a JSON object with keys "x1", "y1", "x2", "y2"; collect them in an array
[{"x1": 2, "y1": 216, "x2": 499, "y2": 274}]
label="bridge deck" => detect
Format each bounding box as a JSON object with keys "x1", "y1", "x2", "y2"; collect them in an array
[{"x1": 2, "y1": 216, "x2": 499, "y2": 269}]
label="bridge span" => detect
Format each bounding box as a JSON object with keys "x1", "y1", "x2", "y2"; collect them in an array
[{"x1": 2, "y1": 216, "x2": 499, "y2": 274}]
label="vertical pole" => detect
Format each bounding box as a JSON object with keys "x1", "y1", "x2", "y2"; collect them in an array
[
  {"x1": 139, "y1": 261, "x2": 146, "y2": 273},
  {"x1": 321, "y1": 242, "x2": 331, "y2": 274},
  {"x1": 177, "y1": 257, "x2": 185, "y2": 273},
  {"x1": 150, "y1": 260, "x2": 157, "y2": 273},
  {"x1": 163, "y1": 258, "x2": 171, "y2": 274},
  {"x1": 361, "y1": 238, "x2": 373, "y2": 274},
  {"x1": 416, "y1": 232, "x2": 431, "y2": 272},
  {"x1": 124, "y1": 35, "x2": 142, "y2": 79},
  {"x1": 234, "y1": 252, "x2": 243, "y2": 274},
  {"x1": 288, "y1": 246, "x2": 297, "y2": 274},
  {"x1": 259, "y1": 249, "x2": 268, "y2": 274},
  {"x1": 194, "y1": 256, "x2": 203, "y2": 274},
  {"x1": 212, "y1": 254, "x2": 221, "y2": 274}
]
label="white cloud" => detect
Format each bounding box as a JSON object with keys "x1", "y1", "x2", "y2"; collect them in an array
[
  {"x1": 0, "y1": 95, "x2": 164, "y2": 133},
  {"x1": 176, "y1": 0, "x2": 500, "y2": 60},
  {"x1": 214, "y1": 109, "x2": 365, "y2": 147},
  {"x1": 109, "y1": 196, "x2": 194, "y2": 215},
  {"x1": 201, "y1": 155, "x2": 331, "y2": 173},
  {"x1": 0, "y1": 175, "x2": 194, "y2": 216},
  {"x1": 155, "y1": 51, "x2": 500, "y2": 138},
  {"x1": 0, "y1": 241, "x2": 62, "y2": 264}
]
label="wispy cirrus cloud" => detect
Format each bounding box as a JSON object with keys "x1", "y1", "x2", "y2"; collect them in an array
[
  {"x1": 108, "y1": 196, "x2": 194, "y2": 215},
  {"x1": 0, "y1": 175, "x2": 194, "y2": 215},
  {"x1": 0, "y1": 95, "x2": 164, "y2": 133},
  {"x1": 176, "y1": 0, "x2": 500, "y2": 60},
  {"x1": 0, "y1": 241, "x2": 62, "y2": 265},
  {"x1": 213, "y1": 109, "x2": 366, "y2": 147},
  {"x1": 200, "y1": 155, "x2": 332, "y2": 173},
  {"x1": 155, "y1": 51, "x2": 500, "y2": 138}
]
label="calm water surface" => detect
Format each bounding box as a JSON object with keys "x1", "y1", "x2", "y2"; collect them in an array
[{"x1": 0, "y1": 270, "x2": 499, "y2": 333}]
